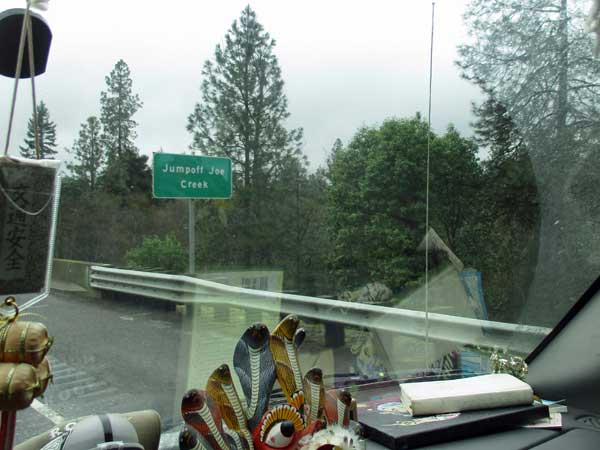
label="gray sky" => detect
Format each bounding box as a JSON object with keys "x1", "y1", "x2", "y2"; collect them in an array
[{"x1": 0, "y1": 0, "x2": 481, "y2": 170}]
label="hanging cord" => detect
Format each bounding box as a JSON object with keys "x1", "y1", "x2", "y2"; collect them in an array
[
  {"x1": 424, "y1": 1, "x2": 435, "y2": 371},
  {"x1": 3, "y1": 2, "x2": 42, "y2": 158},
  {"x1": 0, "y1": 2, "x2": 52, "y2": 216},
  {"x1": 3, "y1": 4, "x2": 32, "y2": 156},
  {"x1": 0, "y1": 180, "x2": 53, "y2": 216},
  {"x1": 26, "y1": 12, "x2": 41, "y2": 159}
]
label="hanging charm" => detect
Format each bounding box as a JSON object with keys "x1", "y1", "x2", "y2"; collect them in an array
[
  {"x1": 0, "y1": 295, "x2": 53, "y2": 450},
  {"x1": 489, "y1": 350, "x2": 528, "y2": 381},
  {"x1": 0, "y1": 4, "x2": 55, "y2": 447},
  {"x1": 1, "y1": 297, "x2": 19, "y2": 323},
  {"x1": 0, "y1": 6, "x2": 52, "y2": 79},
  {"x1": 0, "y1": 0, "x2": 60, "y2": 299},
  {"x1": 180, "y1": 315, "x2": 361, "y2": 450}
]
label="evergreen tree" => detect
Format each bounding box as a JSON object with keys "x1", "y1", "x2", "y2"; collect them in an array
[
  {"x1": 327, "y1": 138, "x2": 344, "y2": 174},
  {"x1": 100, "y1": 59, "x2": 144, "y2": 194},
  {"x1": 458, "y1": 0, "x2": 600, "y2": 144},
  {"x1": 465, "y1": 97, "x2": 541, "y2": 321},
  {"x1": 187, "y1": 5, "x2": 303, "y2": 265},
  {"x1": 471, "y1": 98, "x2": 538, "y2": 228},
  {"x1": 67, "y1": 116, "x2": 104, "y2": 191},
  {"x1": 19, "y1": 101, "x2": 57, "y2": 159},
  {"x1": 125, "y1": 154, "x2": 153, "y2": 195},
  {"x1": 265, "y1": 155, "x2": 331, "y2": 293},
  {"x1": 458, "y1": 0, "x2": 600, "y2": 324}
]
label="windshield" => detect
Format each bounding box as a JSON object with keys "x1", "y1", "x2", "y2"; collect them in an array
[{"x1": 1, "y1": 0, "x2": 599, "y2": 445}]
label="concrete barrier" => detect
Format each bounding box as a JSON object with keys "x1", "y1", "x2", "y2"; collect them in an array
[{"x1": 52, "y1": 259, "x2": 109, "y2": 296}]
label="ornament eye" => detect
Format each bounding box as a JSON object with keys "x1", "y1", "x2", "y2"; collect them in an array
[
  {"x1": 259, "y1": 404, "x2": 304, "y2": 443},
  {"x1": 265, "y1": 420, "x2": 295, "y2": 448}
]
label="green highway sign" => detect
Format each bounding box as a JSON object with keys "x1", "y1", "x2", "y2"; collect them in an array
[{"x1": 152, "y1": 153, "x2": 232, "y2": 199}]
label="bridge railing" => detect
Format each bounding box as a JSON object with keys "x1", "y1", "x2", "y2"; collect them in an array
[{"x1": 89, "y1": 266, "x2": 550, "y2": 356}]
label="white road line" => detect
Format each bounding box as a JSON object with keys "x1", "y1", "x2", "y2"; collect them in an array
[
  {"x1": 150, "y1": 320, "x2": 172, "y2": 329},
  {"x1": 29, "y1": 303, "x2": 49, "y2": 308},
  {"x1": 31, "y1": 399, "x2": 65, "y2": 425}
]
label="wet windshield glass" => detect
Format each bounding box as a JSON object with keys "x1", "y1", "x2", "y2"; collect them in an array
[{"x1": 1, "y1": 0, "x2": 598, "y2": 445}]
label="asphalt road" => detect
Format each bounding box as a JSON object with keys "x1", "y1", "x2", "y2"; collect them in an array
[
  {"x1": 11, "y1": 291, "x2": 365, "y2": 448},
  {"x1": 14, "y1": 292, "x2": 186, "y2": 446}
]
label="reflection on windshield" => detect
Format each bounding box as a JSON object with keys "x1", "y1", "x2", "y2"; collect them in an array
[{"x1": 2, "y1": 0, "x2": 599, "y2": 445}]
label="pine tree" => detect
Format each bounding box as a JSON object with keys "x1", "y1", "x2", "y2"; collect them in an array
[
  {"x1": 187, "y1": 5, "x2": 303, "y2": 264},
  {"x1": 188, "y1": 6, "x2": 302, "y2": 182},
  {"x1": 19, "y1": 101, "x2": 57, "y2": 159},
  {"x1": 67, "y1": 116, "x2": 104, "y2": 191},
  {"x1": 458, "y1": 0, "x2": 600, "y2": 145},
  {"x1": 465, "y1": 97, "x2": 540, "y2": 321},
  {"x1": 471, "y1": 98, "x2": 538, "y2": 227},
  {"x1": 458, "y1": 0, "x2": 600, "y2": 325},
  {"x1": 100, "y1": 59, "x2": 143, "y2": 194}
]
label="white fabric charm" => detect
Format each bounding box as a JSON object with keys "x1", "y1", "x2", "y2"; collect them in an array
[{"x1": 28, "y1": 0, "x2": 50, "y2": 11}]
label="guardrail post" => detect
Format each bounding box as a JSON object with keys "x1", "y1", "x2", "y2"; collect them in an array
[{"x1": 324, "y1": 320, "x2": 345, "y2": 348}]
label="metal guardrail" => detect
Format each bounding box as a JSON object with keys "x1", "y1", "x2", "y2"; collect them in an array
[{"x1": 89, "y1": 266, "x2": 551, "y2": 355}]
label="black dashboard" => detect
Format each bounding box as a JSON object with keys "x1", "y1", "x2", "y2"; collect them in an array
[{"x1": 366, "y1": 407, "x2": 600, "y2": 449}]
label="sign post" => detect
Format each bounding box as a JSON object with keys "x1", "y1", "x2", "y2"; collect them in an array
[
  {"x1": 188, "y1": 199, "x2": 195, "y2": 274},
  {"x1": 153, "y1": 153, "x2": 232, "y2": 274}
]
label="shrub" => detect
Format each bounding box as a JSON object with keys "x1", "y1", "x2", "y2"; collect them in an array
[{"x1": 125, "y1": 234, "x2": 187, "y2": 273}]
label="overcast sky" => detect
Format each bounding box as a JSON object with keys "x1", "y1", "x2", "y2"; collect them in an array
[{"x1": 0, "y1": 0, "x2": 481, "y2": 170}]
